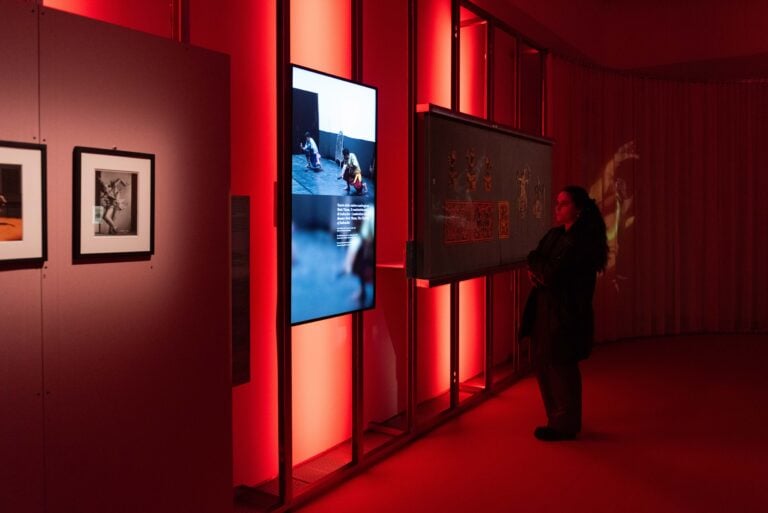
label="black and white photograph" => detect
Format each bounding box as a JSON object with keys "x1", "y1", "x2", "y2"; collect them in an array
[
  {"x1": 74, "y1": 147, "x2": 154, "y2": 259},
  {"x1": 94, "y1": 170, "x2": 138, "y2": 236},
  {"x1": 0, "y1": 141, "x2": 46, "y2": 265}
]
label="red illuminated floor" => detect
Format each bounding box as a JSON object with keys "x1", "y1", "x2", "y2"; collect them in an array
[{"x1": 293, "y1": 334, "x2": 768, "y2": 513}]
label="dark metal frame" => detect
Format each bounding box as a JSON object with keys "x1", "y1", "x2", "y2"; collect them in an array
[
  {"x1": 260, "y1": 0, "x2": 548, "y2": 511},
  {"x1": 0, "y1": 140, "x2": 47, "y2": 268},
  {"x1": 456, "y1": 0, "x2": 548, "y2": 393},
  {"x1": 276, "y1": 0, "x2": 292, "y2": 507},
  {"x1": 458, "y1": 0, "x2": 548, "y2": 132}
]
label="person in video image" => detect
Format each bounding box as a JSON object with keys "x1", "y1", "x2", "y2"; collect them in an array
[
  {"x1": 350, "y1": 166, "x2": 368, "y2": 195},
  {"x1": 300, "y1": 131, "x2": 322, "y2": 171},
  {"x1": 519, "y1": 185, "x2": 608, "y2": 441},
  {"x1": 342, "y1": 206, "x2": 374, "y2": 304},
  {"x1": 337, "y1": 148, "x2": 360, "y2": 193}
]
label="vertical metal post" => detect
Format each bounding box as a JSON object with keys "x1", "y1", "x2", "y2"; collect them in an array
[
  {"x1": 451, "y1": 0, "x2": 460, "y2": 112},
  {"x1": 450, "y1": 282, "x2": 460, "y2": 408},
  {"x1": 515, "y1": 39, "x2": 521, "y2": 129},
  {"x1": 541, "y1": 50, "x2": 548, "y2": 136},
  {"x1": 513, "y1": 269, "x2": 521, "y2": 371},
  {"x1": 351, "y1": 310, "x2": 364, "y2": 462},
  {"x1": 487, "y1": 23, "x2": 495, "y2": 122},
  {"x1": 171, "y1": 0, "x2": 189, "y2": 44},
  {"x1": 407, "y1": 0, "x2": 418, "y2": 431},
  {"x1": 276, "y1": 0, "x2": 293, "y2": 505},
  {"x1": 350, "y1": 0, "x2": 365, "y2": 464},
  {"x1": 485, "y1": 16, "x2": 495, "y2": 392},
  {"x1": 485, "y1": 273, "x2": 494, "y2": 390},
  {"x1": 450, "y1": 0, "x2": 461, "y2": 410}
]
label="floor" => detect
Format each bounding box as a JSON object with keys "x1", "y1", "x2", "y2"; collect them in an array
[{"x1": 285, "y1": 333, "x2": 768, "y2": 513}]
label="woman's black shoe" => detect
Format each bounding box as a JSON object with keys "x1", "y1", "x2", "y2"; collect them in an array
[{"x1": 534, "y1": 426, "x2": 577, "y2": 441}]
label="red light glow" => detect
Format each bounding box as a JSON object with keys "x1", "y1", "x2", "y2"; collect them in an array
[
  {"x1": 459, "y1": 278, "x2": 485, "y2": 382},
  {"x1": 459, "y1": 9, "x2": 488, "y2": 118},
  {"x1": 417, "y1": 285, "x2": 451, "y2": 402},
  {"x1": 42, "y1": 0, "x2": 171, "y2": 38},
  {"x1": 291, "y1": 0, "x2": 352, "y2": 78},
  {"x1": 290, "y1": 0, "x2": 354, "y2": 467},
  {"x1": 292, "y1": 318, "x2": 352, "y2": 464},
  {"x1": 417, "y1": 0, "x2": 453, "y2": 108}
]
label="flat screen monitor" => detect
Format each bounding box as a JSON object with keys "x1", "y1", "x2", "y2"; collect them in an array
[{"x1": 289, "y1": 64, "x2": 377, "y2": 325}]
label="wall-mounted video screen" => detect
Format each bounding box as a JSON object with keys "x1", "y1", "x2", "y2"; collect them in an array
[{"x1": 290, "y1": 65, "x2": 377, "y2": 325}]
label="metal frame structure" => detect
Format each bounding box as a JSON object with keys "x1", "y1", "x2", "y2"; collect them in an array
[{"x1": 250, "y1": 0, "x2": 549, "y2": 511}]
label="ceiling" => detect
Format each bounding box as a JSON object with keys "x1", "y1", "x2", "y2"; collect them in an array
[{"x1": 476, "y1": 0, "x2": 768, "y2": 80}]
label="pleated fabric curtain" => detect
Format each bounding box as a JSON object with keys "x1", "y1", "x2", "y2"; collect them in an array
[{"x1": 547, "y1": 56, "x2": 768, "y2": 343}]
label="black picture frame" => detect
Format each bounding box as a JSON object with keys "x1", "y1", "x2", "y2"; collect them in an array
[
  {"x1": 0, "y1": 140, "x2": 47, "y2": 267},
  {"x1": 73, "y1": 146, "x2": 155, "y2": 260}
]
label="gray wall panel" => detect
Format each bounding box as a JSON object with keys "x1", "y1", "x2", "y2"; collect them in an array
[
  {"x1": 0, "y1": 2, "x2": 45, "y2": 513},
  {"x1": 39, "y1": 8, "x2": 231, "y2": 513}
]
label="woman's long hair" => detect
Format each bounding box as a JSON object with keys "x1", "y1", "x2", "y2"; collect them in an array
[{"x1": 562, "y1": 185, "x2": 609, "y2": 272}]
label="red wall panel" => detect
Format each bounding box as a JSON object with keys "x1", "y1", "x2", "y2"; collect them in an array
[
  {"x1": 416, "y1": 285, "x2": 451, "y2": 402},
  {"x1": 457, "y1": 8, "x2": 489, "y2": 387},
  {"x1": 492, "y1": 28, "x2": 517, "y2": 127},
  {"x1": 417, "y1": 0, "x2": 452, "y2": 108},
  {"x1": 415, "y1": 0, "x2": 453, "y2": 405},
  {"x1": 37, "y1": 8, "x2": 231, "y2": 513},
  {"x1": 291, "y1": 0, "x2": 352, "y2": 79},
  {"x1": 362, "y1": 0, "x2": 409, "y2": 265},
  {"x1": 459, "y1": 13, "x2": 487, "y2": 118},
  {"x1": 189, "y1": 0, "x2": 280, "y2": 487},
  {"x1": 459, "y1": 278, "x2": 485, "y2": 382},
  {"x1": 0, "y1": 4, "x2": 44, "y2": 513},
  {"x1": 361, "y1": 0, "x2": 410, "y2": 426},
  {"x1": 290, "y1": 0, "x2": 354, "y2": 466}
]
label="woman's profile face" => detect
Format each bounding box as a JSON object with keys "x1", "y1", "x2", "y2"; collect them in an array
[{"x1": 555, "y1": 190, "x2": 579, "y2": 226}]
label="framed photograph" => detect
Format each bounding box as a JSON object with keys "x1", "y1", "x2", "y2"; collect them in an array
[
  {"x1": 0, "y1": 140, "x2": 47, "y2": 266},
  {"x1": 73, "y1": 147, "x2": 154, "y2": 259}
]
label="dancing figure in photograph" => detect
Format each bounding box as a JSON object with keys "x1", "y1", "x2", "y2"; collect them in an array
[
  {"x1": 300, "y1": 131, "x2": 323, "y2": 171},
  {"x1": 520, "y1": 185, "x2": 608, "y2": 441},
  {"x1": 338, "y1": 148, "x2": 363, "y2": 193},
  {"x1": 97, "y1": 171, "x2": 128, "y2": 235}
]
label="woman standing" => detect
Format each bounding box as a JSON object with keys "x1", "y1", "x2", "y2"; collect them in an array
[{"x1": 520, "y1": 185, "x2": 608, "y2": 441}]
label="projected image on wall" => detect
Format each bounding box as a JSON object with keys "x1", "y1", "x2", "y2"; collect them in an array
[{"x1": 290, "y1": 65, "x2": 377, "y2": 325}]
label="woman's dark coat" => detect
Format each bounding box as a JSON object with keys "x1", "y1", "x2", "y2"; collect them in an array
[{"x1": 519, "y1": 225, "x2": 599, "y2": 363}]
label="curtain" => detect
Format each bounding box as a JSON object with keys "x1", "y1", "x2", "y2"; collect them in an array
[{"x1": 547, "y1": 56, "x2": 768, "y2": 342}]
